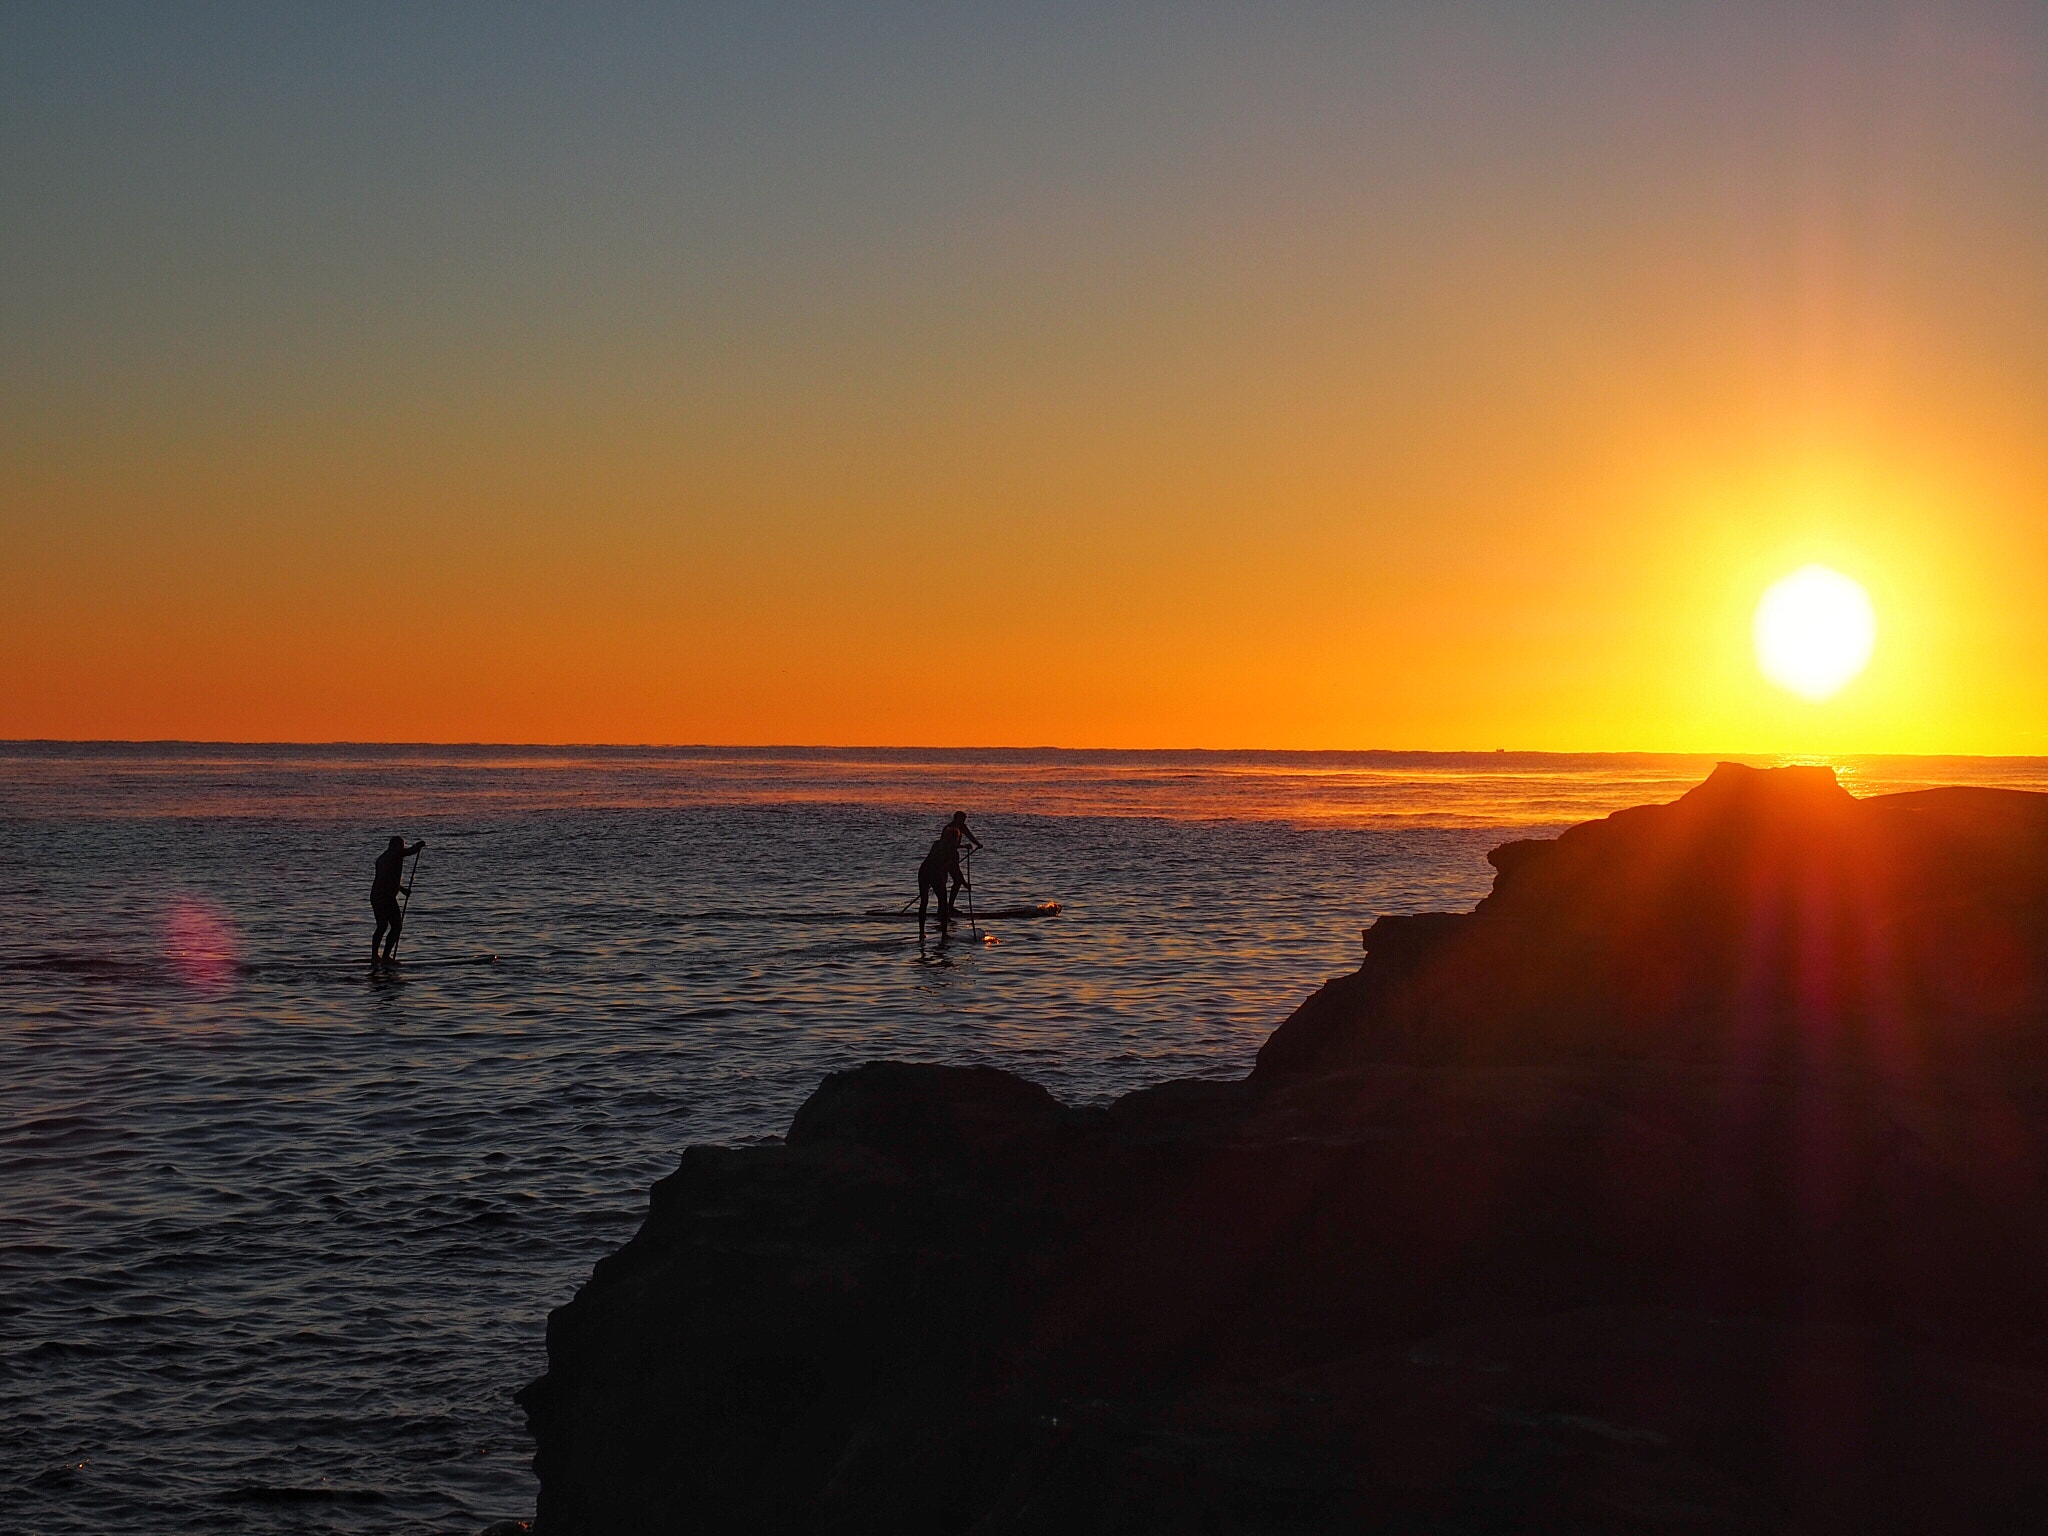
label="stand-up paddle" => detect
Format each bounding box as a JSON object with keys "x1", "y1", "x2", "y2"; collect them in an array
[{"x1": 390, "y1": 843, "x2": 424, "y2": 961}]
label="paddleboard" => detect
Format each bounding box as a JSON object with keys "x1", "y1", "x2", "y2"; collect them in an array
[
  {"x1": 365, "y1": 952, "x2": 502, "y2": 970},
  {"x1": 862, "y1": 901, "x2": 1062, "y2": 920}
]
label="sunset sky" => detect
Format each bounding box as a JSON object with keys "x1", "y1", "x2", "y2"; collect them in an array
[{"x1": 5, "y1": 3, "x2": 2047, "y2": 751}]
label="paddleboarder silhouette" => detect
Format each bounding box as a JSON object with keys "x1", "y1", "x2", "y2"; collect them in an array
[
  {"x1": 917, "y1": 812, "x2": 981, "y2": 939},
  {"x1": 371, "y1": 836, "x2": 426, "y2": 966}
]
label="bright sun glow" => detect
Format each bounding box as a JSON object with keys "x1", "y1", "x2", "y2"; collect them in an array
[{"x1": 1753, "y1": 565, "x2": 1877, "y2": 701}]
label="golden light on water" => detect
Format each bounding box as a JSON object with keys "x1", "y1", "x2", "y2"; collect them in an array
[{"x1": 1753, "y1": 566, "x2": 1877, "y2": 702}]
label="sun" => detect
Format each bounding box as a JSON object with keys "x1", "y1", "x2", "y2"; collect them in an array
[{"x1": 1753, "y1": 566, "x2": 1876, "y2": 701}]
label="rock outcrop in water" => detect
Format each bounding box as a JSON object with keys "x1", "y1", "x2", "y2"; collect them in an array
[{"x1": 519, "y1": 765, "x2": 2048, "y2": 1534}]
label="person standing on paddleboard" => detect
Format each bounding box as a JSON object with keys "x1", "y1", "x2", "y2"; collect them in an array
[
  {"x1": 371, "y1": 835, "x2": 425, "y2": 966},
  {"x1": 917, "y1": 812, "x2": 981, "y2": 938}
]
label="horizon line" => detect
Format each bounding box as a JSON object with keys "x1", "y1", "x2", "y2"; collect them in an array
[{"x1": 3, "y1": 739, "x2": 2044, "y2": 763}]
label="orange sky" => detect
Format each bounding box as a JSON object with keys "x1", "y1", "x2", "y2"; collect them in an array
[{"x1": 5, "y1": 6, "x2": 2047, "y2": 750}]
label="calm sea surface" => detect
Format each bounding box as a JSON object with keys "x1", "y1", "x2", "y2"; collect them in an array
[{"x1": 7, "y1": 745, "x2": 2048, "y2": 1534}]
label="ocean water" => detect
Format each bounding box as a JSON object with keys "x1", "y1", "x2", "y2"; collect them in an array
[{"x1": 6, "y1": 744, "x2": 2047, "y2": 1534}]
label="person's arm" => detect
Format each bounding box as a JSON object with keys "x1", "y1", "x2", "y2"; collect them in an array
[{"x1": 408, "y1": 840, "x2": 427, "y2": 856}]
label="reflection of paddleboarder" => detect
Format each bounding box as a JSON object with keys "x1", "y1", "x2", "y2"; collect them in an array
[
  {"x1": 371, "y1": 836, "x2": 425, "y2": 966},
  {"x1": 917, "y1": 812, "x2": 981, "y2": 938}
]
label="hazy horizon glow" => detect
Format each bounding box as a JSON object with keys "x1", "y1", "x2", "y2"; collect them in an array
[{"x1": 6, "y1": 4, "x2": 2048, "y2": 752}]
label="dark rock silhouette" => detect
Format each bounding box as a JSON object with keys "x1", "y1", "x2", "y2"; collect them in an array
[
  {"x1": 1258, "y1": 762, "x2": 2048, "y2": 1080},
  {"x1": 520, "y1": 766, "x2": 2048, "y2": 1533}
]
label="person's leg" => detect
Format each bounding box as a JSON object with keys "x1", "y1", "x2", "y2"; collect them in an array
[
  {"x1": 383, "y1": 908, "x2": 403, "y2": 960},
  {"x1": 373, "y1": 895, "x2": 401, "y2": 961},
  {"x1": 918, "y1": 858, "x2": 940, "y2": 936}
]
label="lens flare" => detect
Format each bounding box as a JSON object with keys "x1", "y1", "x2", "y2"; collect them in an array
[
  {"x1": 1753, "y1": 566, "x2": 1876, "y2": 701},
  {"x1": 164, "y1": 897, "x2": 240, "y2": 989}
]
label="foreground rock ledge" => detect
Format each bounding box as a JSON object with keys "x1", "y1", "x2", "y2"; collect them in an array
[{"x1": 519, "y1": 765, "x2": 2048, "y2": 1534}]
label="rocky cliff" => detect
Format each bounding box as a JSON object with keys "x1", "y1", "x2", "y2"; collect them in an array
[{"x1": 519, "y1": 765, "x2": 2048, "y2": 1534}]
